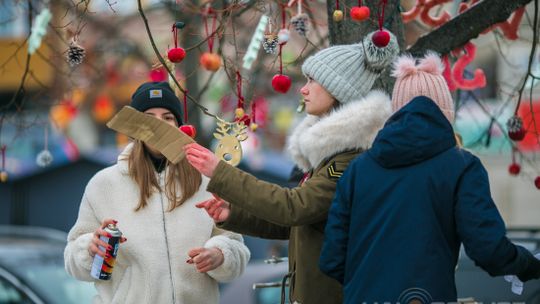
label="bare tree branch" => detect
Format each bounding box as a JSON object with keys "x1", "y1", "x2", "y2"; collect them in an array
[{"x1": 409, "y1": 0, "x2": 533, "y2": 56}]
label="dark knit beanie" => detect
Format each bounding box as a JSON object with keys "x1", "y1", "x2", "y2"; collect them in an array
[{"x1": 130, "y1": 82, "x2": 183, "y2": 125}]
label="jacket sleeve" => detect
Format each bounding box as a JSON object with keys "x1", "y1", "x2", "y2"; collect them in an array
[
  {"x1": 319, "y1": 166, "x2": 354, "y2": 284},
  {"x1": 218, "y1": 205, "x2": 290, "y2": 240},
  {"x1": 64, "y1": 192, "x2": 100, "y2": 282},
  {"x1": 456, "y1": 157, "x2": 540, "y2": 281},
  {"x1": 207, "y1": 159, "x2": 349, "y2": 226},
  {"x1": 204, "y1": 226, "x2": 251, "y2": 282}
]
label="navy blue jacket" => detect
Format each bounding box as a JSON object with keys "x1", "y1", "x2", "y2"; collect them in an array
[{"x1": 320, "y1": 96, "x2": 540, "y2": 303}]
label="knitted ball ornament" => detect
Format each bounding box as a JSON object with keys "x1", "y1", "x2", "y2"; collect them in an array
[
  {"x1": 130, "y1": 82, "x2": 184, "y2": 125},
  {"x1": 301, "y1": 29, "x2": 399, "y2": 104},
  {"x1": 391, "y1": 52, "x2": 455, "y2": 122}
]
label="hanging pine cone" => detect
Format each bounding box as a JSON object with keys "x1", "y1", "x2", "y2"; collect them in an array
[
  {"x1": 262, "y1": 34, "x2": 279, "y2": 54},
  {"x1": 66, "y1": 40, "x2": 86, "y2": 67},
  {"x1": 506, "y1": 115, "x2": 526, "y2": 141},
  {"x1": 291, "y1": 13, "x2": 309, "y2": 37}
]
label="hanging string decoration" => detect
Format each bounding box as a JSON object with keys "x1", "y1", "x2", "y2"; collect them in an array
[
  {"x1": 372, "y1": 0, "x2": 390, "y2": 47},
  {"x1": 168, "y1": 22, "x2": 186, "y2": 63},
  {"x1": 508, "y1": 147, "x2": 521, "y2": 176},
  {"x1": 234, "y1": 72, "x2": 252, "y2": 127},
  {"x1": 333, "y1": 0, "x2": 344, "y2": 22},
  {"x1": 66, "y1": 37, "x2": 86, "y2": 67},
  {"x1": 200, "y1": 5, "x2": 221, "y2": 71},
  {"x1": 263, "y1": 23, "x2": 279, "y2": 55},
  {"x1": 351, "y1": 0, "x2": 370, "y2": 22},
  {"x1": 277, "y1": 3, "x2": 290, "y2": 45},
  {"x1": 289, "y1": 0, "x2": 309, "y2": 36},
  {"x1": 243, "y1": 15, "x2": 269, "y2": 70},
  {"x1": 0, "y1": 146, "x2": 7, "y2": 182},
  {"x1": 36, "y1": 127, "x2": 53, "y2": 168},
  {"x1": 179, "y1": 90, "x2": 197, "y2": 138}
]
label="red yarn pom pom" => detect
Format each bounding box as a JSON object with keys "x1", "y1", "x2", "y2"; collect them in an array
[
  {"x1": 372, "y1": 30, "x2": 390, "y2": 48},
  {"x1": 272, "y1": 74, "x2": 292, "y2": 94},
  {"x1": 508, "y1": 163, "x2": 521, "y2": 175},
  {"x1": 168, "y1": 48, "x2": 186, "y2": 63}
]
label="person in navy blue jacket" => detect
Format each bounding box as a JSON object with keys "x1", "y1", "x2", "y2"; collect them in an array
[{"x1": 319, "y1": 53, "x2": 540, "y2": 303}]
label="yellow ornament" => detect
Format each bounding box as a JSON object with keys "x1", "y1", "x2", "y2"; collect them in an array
[
  {"x1": 213, "y1": 119, "x2": 248, "y2": 167},
  {"x1": 0, "y1": 171, "x2": 8, "y2": 183},
  {"x1": 250, "y1": 123, "x2": 258, "y2": 132},
  {"x1": 235, "y1": 108, "x2": 245, "y2": 118},
  {"x1": 333, "y1": 10, "x2": 344, "y2": 22}
]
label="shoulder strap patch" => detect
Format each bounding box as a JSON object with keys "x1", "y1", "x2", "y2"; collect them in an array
[{"x1": 327, "y1": 161, "x2": 343, "y2": 180}]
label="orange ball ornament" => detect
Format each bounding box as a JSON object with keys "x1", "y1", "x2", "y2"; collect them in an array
[
  {"x1": 0, "y1": 171, "x2": 7, "y2": 183},
  {"x1": 200, "y1": 52, "x2": 221, "y2": 71},
  {"x1": 351, "y1": 6, "x2": 370, "y2": 21}
]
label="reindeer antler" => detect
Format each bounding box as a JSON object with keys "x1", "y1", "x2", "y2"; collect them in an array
[
  {"x1": 232, "y1": 122, "x2": 248, "y2": 142},
  {"x1": 213, "y1": 118, "x2": 231, "y2": 139}
]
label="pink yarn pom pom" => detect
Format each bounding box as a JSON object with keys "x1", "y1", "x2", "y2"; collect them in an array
[
  {"x1": 391, "y1": 55, "x2": 417, "y2": 78},
  {"x1": 417, "y1": 52, "x2": 445, "y2": 75}
]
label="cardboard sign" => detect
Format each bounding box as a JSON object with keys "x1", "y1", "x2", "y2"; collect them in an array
[{"x1": 106, "y1": 106, "x2": 194, "y2": 164}]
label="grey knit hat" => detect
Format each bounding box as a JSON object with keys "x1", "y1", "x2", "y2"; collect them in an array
[{"x1": 302, "y1": 30, "x2": 399, "y2": 104}]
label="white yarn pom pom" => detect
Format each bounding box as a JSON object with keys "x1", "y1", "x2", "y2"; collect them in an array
[
  {"x1": 278, "y1": 29, "x2": 290, "y2": 44},
  {"x1": 36, "y1": 149, "x2": 53, "y2": 167}
]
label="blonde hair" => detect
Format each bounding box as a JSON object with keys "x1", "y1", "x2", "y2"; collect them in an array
[{"x1": 126, "y1": 140, "x2": 202, "y2": 211}]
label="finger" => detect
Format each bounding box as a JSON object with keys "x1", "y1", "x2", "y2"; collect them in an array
[
  {"x1": 188, "y1": 247, "x2": 204, "y2": 258},
  {"x1": 196, "y1": 260, "x2": 211, "y2": 271},
  {"x1": 96, "y1": 227, "x2": 114, "y2": 238},
  {"x1": 101, "y1": 218, "x2": 117, "y2": 228},
  {"x1": 94, "y1": 236, "x2": 113, "y2": 252},
  {"x1": 89, "y1": 244, "x2": 107, "y2": 258},
  {"x1": 195, "y1": 199, "x2": 213, "y2": 209},
  {"x1": 197, "y1": 264, "x2": 215, "y2": 273},
  {"x1": 207, "y1": 203, "x2": 222, "y2": 215}
]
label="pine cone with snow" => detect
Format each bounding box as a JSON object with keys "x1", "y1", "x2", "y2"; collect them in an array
[{"x1": 66, "y1": 40, "x2": 85, "y2": 67}]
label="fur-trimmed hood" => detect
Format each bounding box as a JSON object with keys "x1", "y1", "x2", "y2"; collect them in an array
[{"x1": 287, "y1": 90, "x2": 391, "y2": 172}]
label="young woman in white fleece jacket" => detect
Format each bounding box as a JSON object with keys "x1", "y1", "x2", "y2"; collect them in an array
[{"x1": 64, "y1": 82, "x2": 250, "y2": 304}]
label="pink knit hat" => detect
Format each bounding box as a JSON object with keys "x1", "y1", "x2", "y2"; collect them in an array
[{"x1": 391, "y1": 52, "x2": 454, "y2": 122}]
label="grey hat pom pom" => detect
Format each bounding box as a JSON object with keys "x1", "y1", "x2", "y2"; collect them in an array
[{"x1": 362, "y1": 30, "x2": 399, "y2": 72}]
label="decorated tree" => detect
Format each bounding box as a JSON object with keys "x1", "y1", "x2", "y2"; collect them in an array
[{"x1": 0, "y1": 0, "x2": 538, "y2": 190}]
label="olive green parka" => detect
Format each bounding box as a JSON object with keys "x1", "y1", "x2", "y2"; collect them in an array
[{"x1": 209, "y1": 91, "x2": 392, "y2": 304}]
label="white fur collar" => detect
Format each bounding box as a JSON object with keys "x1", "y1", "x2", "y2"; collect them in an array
[{"x1": 286, "y1": 90, "x2": 391, "y2": 172}]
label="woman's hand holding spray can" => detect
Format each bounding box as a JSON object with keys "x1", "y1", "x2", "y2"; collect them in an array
[{"x1": 89, "y1": 219, "x2": 126, "y2": 280}]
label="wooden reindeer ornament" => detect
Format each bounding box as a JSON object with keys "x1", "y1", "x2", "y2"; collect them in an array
[{"x1": 213, "y1": 118, "x2": 248, "y2": 166}]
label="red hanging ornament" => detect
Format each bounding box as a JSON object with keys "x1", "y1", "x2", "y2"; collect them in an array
[
  {"x1": 167, "y1": 22, "x2": 186, "y2": 63},
  {"x1": 351, "y1": 0, "x2": 370, "y2": 22},
  {"x1": 233, "y1": 72, "x2": 251, "y2": 126},
  {"x1": 508, "y1": 163, "x2": 521, "y2": 175},
  {"x1": 200, "y1": 6, "x2": 221, "y2": 71},
  {"x1": 272, "y1": 44, "x2": 292, "y2": 94},
  {"x1": 506, "y1": 116, "x2": 526, "y2": 141},
  {"x1": 372, "y1": 0, "x2": 390, "y2": 47},
  {"x1": 508, "y1": 148, "x2": 521, "y2": 176},
  {"x1": 179, "y1": 90, "x2": 197, "y2": 138}
]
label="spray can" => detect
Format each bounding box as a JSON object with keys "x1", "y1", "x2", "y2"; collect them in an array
[{"x1": 90, "y1": 223, "x2": 122, "y2": 280}]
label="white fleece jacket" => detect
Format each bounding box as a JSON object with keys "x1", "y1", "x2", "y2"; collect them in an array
[{"x1": 64, "y1": 145, "x2": 250, "y2": 304}]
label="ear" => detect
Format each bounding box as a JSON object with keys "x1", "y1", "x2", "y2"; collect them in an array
[
  {"x1": 391, "y1": 54, "x2": 417, "y2": 78},
  {"x1": 417, "y1": 51, "x2": 445, "y2": 75}
]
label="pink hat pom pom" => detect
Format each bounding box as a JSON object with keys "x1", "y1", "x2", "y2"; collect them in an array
[
  {"x1": 391, "y1": 55, "x2": 417, "y2": 78},
  {"x1": 417, "y1": 52, "x2": 445, "y2": 75}
]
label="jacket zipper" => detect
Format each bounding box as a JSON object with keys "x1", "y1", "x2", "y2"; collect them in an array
[{"x1": 159, "y1": 172, "x2": 177, "y2": 304}]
